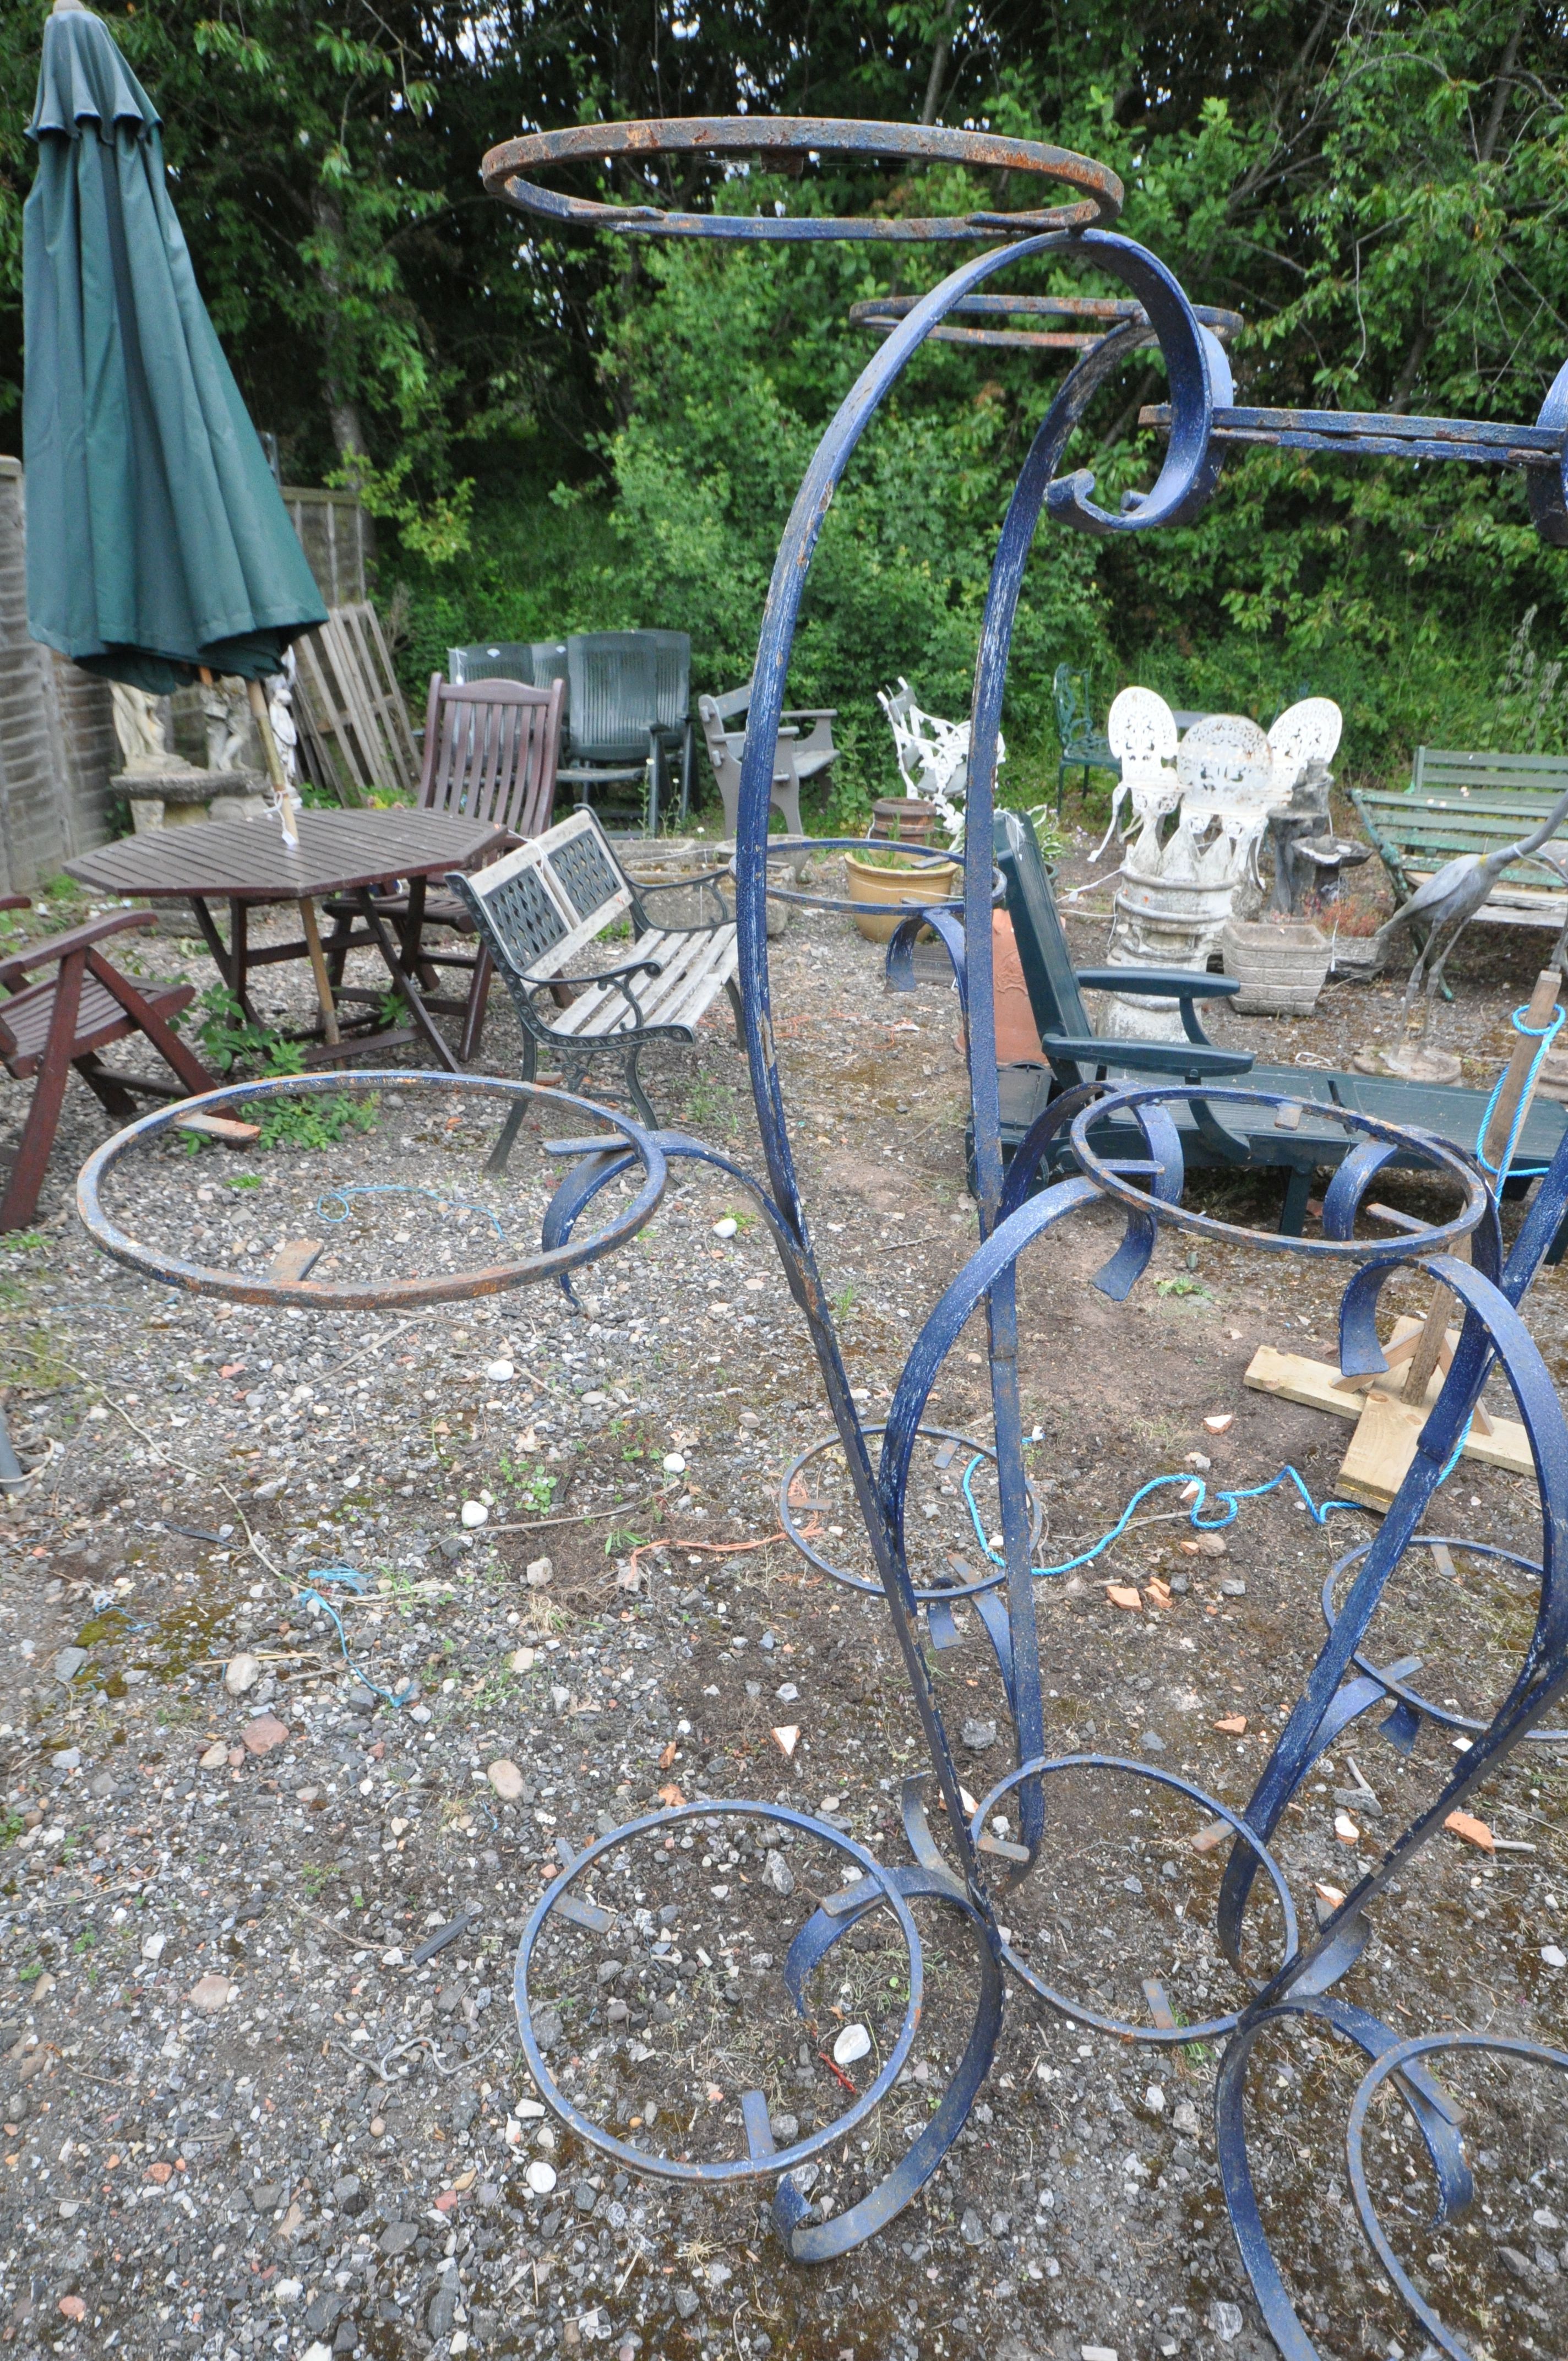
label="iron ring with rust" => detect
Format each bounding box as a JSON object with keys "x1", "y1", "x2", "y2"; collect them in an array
[
  {"x1": 481, "y1": 117, "x2": 1122, "y2": 242},
  {"x1": 74, "y1": 1070, "x2": 666, "y2": 1312},
  {"x1": 780, "y1": 1423, "x2": 1042, "y2": 1602},
  {"x1": 1321, "y1": 1533, "x2": 1568, "y2": 1745},
  {"x1": 968, "y1": 1754, "x2": 1300, "y2": 2042},
  {"x1": 1070, "y1": 1083, "x2": 1491, "y2": 1261},
  {"x1": 848, "y1": 290, "x2": 1243, "y2": 352},
  {"x1": 515, "y1": 1800, "x2": 922, "y2": 2184}
]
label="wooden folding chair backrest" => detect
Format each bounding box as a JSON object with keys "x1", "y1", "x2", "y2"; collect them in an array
[
  {"x1": 993, "y1": 810, "x2": 1094, "y2": 1044},
  {"x1": 418, "y1": 675, "x2": 565, "y2": 841}
]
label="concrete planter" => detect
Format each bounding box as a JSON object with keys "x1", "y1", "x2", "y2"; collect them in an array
[{"x1": 1221, "y1": 918, "x2": 1332, "y2": 1015}]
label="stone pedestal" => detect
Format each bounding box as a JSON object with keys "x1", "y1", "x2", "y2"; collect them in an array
[{"x1": 113, "y1": 765, "x2": 268, "y2": 832}]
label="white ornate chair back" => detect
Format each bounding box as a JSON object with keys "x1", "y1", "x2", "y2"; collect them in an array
[
  {"x1": 1108, "y1": 686, "x2": 1179, "y2": 785},
  {"x1": 1095, "y1": 686, "x2": 1180, "y2": 867},
  {"x1": 1266, "y1": 697, "x2": 1342, "y2": 793}
]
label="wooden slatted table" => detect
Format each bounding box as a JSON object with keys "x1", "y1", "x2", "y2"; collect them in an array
[{"x1": 65, "y1": 808, "x2": 508, "y2": 1073}]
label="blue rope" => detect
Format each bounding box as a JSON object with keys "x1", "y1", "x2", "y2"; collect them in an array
[
  {"x1": 317, "y1": 1183, "x2": 508, "y2": 1241},
  {"x1": 293, "y1": 1563, "x2": 416, "y2": 1706},
  {"x1": 959, "y1": 1455, "x2": 1368, "y2": 1581},
  {"x1": 1474, "y1": 999, "x2": 1565, "y2": 1187}
]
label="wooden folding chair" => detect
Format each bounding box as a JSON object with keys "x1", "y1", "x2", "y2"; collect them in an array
[
  {"x1": 0, "y1": 905, "x2": 215, "y2": 1231},
  {"x1": 326, "y1": 673, "x2": 565, "y2": 1063}
]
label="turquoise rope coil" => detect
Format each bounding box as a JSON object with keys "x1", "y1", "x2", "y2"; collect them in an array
[
  {"x1": 1474, "y1": 999, "x2": 1566, "y2": 1186},
  {"x1": 961, "y1": 1454, "x2": 1366, "y2": 1580},
  {"x1": 295, "y1": 1563, "x2": 416, "y2": 1706}
]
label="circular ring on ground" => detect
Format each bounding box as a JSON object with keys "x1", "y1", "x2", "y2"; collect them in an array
[
  {"x1": 514, "y1": 1800, "x2": 922, "y2": 2183},
  {"x1": 1070, "y1": 1084, "x2": 1489, "y2": 1260},
  {"x1": 74, "y1": 1071, "x2": 664, "y2": 1312},
  {"x1": 848, "y1": 291, "x2": 1243, "y2": 351},
  {"x1": 970, "y1": 1754, "x2": 1299, "y2": 2042},
  {"x1": 481, "y1": 118, "x2": 1122, "y2": 242},
  {"x1": 1347, "y1": 2030, "x2": 1568, "y2": 2361},
  {"x1": 1321, "y1": 1534, "x2": 1568, "y2": 1742},
  {"x1": 779, "y1": 1424, "x2": 1042, "y2": 1601}
]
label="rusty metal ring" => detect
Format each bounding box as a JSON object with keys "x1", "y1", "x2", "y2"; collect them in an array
[
  {"x1": 779, "y1": 1423, "x2": 1042, "y2": 1601},
  {"x1": 481, "y1": 118, "x2": 1121, "y2": 241},
  {"x1": 515, "y1": 1799, "x2": 923, "y2": 2183},
  {"x1": 74, "y1": 1070, "x2": 667, "y2": 1312},
  {"x1": 848, "y1": 291, "x2": 1243, "y2": 352}
]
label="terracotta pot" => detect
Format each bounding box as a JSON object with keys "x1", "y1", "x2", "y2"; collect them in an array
[
  {"x1": 843, "y1": 851, "x2": 960, "y2": 944},
  {"x1": 992, "y1": 909, "x2": 1044, "y2": 1062},
  {"x1": 868, "y1": 796, "x2": 943, "y2": 845}
]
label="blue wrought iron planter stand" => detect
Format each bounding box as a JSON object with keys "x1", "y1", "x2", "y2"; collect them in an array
[{"x1": 77, "y1": 116, "x2": 1568, "y2": 2361}]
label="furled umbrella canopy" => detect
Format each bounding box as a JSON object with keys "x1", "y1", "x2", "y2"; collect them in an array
[{"x1": 21, "y1": 0, "x2": 326, "y2": 694}]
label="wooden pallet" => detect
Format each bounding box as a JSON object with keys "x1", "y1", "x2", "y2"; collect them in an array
[{"x1": 292, "y1": 603, "x2": 420, "y2": 808}]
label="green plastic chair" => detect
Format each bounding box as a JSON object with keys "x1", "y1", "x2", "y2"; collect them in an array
[{"x1": 1053, "y1": 663, "x2": 1120, "y2": 813}]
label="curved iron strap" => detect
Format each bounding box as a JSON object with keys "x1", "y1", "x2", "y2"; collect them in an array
[
  {"x1": 73, "y1": 1071, "x2": 668, "y2": 1312},
  {"x1": 1319, "y1": 1535, "x2": 1568, "y2": 1745},
  {"x1": 1216, "y1": 1248, "x2": 1568, "y2": 1993},
  {"x1": 968, "y1": 1754, "x2": 1299, "y2": 2019},
  {"x1": 723, "y1": 232, "x2": 1207, "y2": 1910},
  {"x1": 1215, "y1": 1995, "x2": 1477, "y2": 2361},
  {"x1": 513, "y1": 1800, "x2": 923, "y2": 2184},
  {"x1": 1346, "y1": 2033, "x2": 1568, "y2": 2361},
  {"x1": 480, "y1": 117, "x2": 1122, "y2": 242},
  {"x1": 771, "y1": 1865, "x2": 1005, "y2": 2261},
  {"x1": 536, "y1": 1127, "x2": 807, "y2": 1314}
]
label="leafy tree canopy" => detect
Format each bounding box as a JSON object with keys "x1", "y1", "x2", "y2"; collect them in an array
[{"x1": 4, "y1": 2, "x2": 1567, "y2": 790}]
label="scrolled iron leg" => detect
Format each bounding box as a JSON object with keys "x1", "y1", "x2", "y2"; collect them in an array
[{"x1": 772, "y1": 1868, "x2": 1003, "y2": 2263}]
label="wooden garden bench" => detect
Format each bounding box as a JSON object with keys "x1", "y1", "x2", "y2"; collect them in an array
[
  {"x1": 1351, "y1": 747, "x2": 1568, "y2": 934},
  {"x1": 445, "y1": 808, "x2": 741, "y2": 1138}
]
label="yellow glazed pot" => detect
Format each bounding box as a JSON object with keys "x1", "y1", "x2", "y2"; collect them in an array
[{"x1": 842, "y1": 851, "x2": 961, "y2": 944}]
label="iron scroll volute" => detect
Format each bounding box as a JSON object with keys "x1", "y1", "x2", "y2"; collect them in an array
[{"x1": 1040, "y1": 230, "x2": 1234, "y2": 535}]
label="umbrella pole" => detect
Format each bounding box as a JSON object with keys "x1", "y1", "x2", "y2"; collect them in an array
[
  {"x1": 244, "y1": 677, "x2": 340, "y2": 1048},
  {"x1": 246, "y1": 676, "x2": 301, "y2": 849}
]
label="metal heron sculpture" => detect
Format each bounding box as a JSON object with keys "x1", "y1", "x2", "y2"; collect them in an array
[{"x1": 1365, "y1": 779, "x2": 1568, "y2": 1078}]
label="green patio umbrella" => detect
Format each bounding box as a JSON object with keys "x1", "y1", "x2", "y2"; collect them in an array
[{"x1": 21, "y1": 0, "x2": 326, "y2": 708}]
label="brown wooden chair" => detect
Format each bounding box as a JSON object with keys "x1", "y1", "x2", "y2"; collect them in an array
[
  {"x1": 0, "y1": 903, "x2": 215, "y2": 1231},
  {"x1": 326, "y1": 672, "x2": 565, "y2": 1062}
]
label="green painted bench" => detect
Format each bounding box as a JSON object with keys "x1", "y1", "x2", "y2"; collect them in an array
[{"x1": 1351, "y1": 747, "x2": 1568, "y2": 934}]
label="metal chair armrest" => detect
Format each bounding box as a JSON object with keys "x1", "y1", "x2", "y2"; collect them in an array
[{"x1": 1074, "y1": 968, "x2": 1239, "y2": 998}]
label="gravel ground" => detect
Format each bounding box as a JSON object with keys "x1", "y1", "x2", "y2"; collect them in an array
[{"x1": 0, "y1": 839, "x2": 1566, "y2": 2361}]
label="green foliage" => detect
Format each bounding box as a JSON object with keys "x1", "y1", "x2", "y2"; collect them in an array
[
  {"x1": 6, "y1": 3, "x2": 1568, "y2": 781},
  {"x1": 255, "y1": 1092, "x2": 379, "y2": 1152}
]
